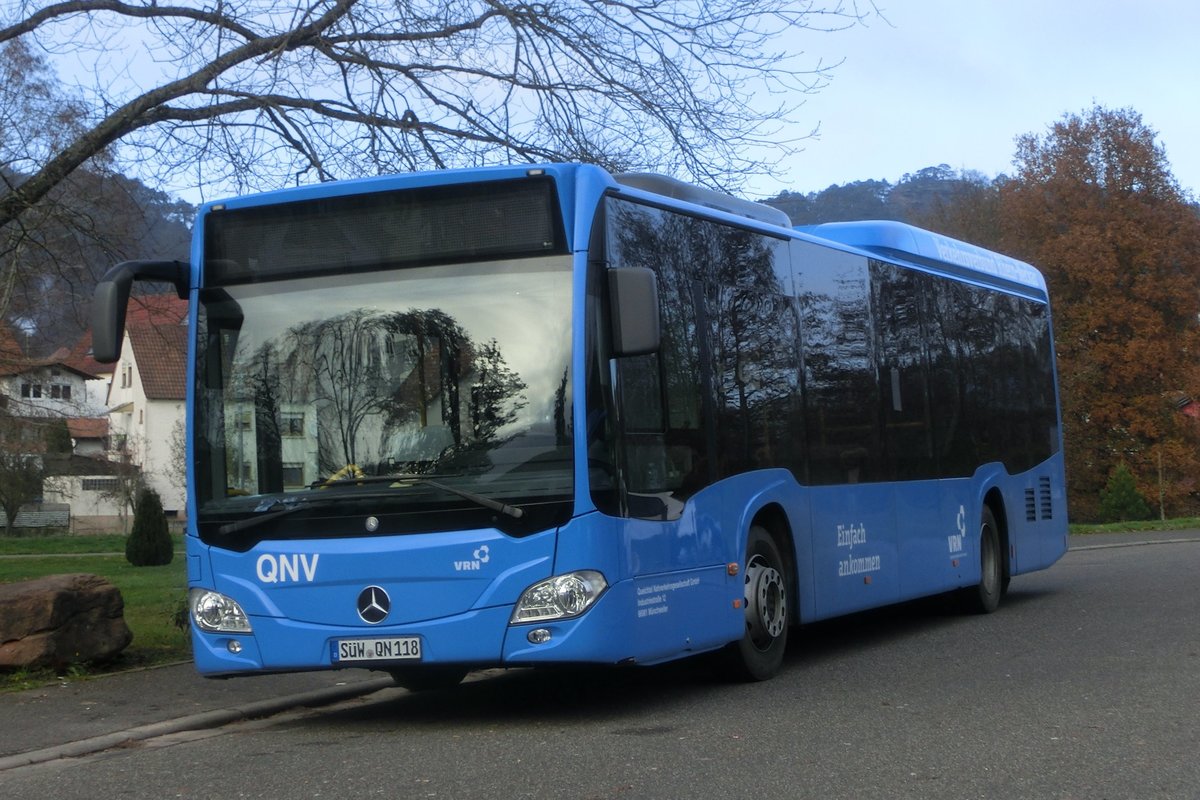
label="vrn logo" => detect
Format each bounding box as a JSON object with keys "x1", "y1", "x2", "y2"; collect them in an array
[
  {"x1": 256, "y1": 553, "x2": 320, "y2": 584},
  {"x1": 454, "y1": 545, "x2": 490, "y2": 572}
]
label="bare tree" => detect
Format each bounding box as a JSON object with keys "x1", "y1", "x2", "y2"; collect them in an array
[
  {"x1": 1, "y1": 40, "x2": 192, "y2": 343},
  {"x1": 98, "y1": 434, "x2": 144, "y2": 534},
  {"x1": 0, "y1": 0, "x2": 875, "y2": 234}
]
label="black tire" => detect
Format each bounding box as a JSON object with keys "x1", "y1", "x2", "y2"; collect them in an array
[
  {"x1": 962, "y1": 506, "x2": 1003, "y2": 614},
  {"x1": 721, "y1": 525, "x2": 790, "y2": 681},
  {"x1": 389, "y1": 666, "x2": 469, "y2": 692}
]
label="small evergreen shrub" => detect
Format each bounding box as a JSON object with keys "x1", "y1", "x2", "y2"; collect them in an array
[
  {"x1": 1098, "y1": 463, "x2": 1152, "y2": 522},
  {"x1": 125, "y1": 487, "x2": 174, "y2": 566},
  {"x1": 45, "y1": 419, "x2": 73, "y2": 454}
]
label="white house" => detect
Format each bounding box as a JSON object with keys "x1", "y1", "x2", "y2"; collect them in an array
[
  {"x1": 105, "y1": 314, "x2": 188, "y2": 517},
  {"x1": 0, "y1": 326, "x2": 123, "y2": 532},
  {"x1": 0, "y1": 352, "x2": 102, "y2": 420}
]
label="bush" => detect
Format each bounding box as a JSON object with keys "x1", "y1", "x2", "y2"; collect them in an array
[
  {"x1": 1098, "y1": 463, "x2": 1153, "y2": 523},
  {"x1": 45, "y1": 419, "x2": 73, "y2": 454},
  {"x1": 125, "y1": 488, "x2": 174, "y2": 566}
]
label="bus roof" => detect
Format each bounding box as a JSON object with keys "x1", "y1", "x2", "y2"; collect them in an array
[{"x1": 799, "y1": 220, "x2": 1047, "y2": 294}]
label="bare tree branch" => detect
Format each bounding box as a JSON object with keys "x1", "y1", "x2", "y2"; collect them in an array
[
  {"x1": 2, "y1": 0, "x2": 876, "y2": 233},
  {"x1": 1, "y1": 0, "x2": 358, "y2": 229}
]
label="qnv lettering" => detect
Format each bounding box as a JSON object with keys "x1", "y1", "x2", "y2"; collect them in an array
[{"x1": 256, "y1": 553, "x2": 320, "y2": 584}]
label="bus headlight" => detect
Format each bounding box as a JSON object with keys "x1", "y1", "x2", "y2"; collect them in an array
[
  {"x1": 511, "y1": 571, "x2": 607, "y2": 623},
  {"x1": 189, "y1": 588, "x2": 252, "y2": 633}
]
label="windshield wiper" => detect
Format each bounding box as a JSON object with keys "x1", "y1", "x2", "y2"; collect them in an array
[
  {"x1": 317, "y1": 473, "x2": 525, "y2": 519},
  {"x1": 216, "y1": 498, "x2": 316, "y2": 537}
]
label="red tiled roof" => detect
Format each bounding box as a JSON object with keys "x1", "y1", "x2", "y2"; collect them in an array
[
  {"x1": 0, "y1": 323, "x2": 100, "y2": 380},
  {"x1": 128, "y1": 324, "x2": 187, "y2": 400},
  {"x1": 67, "y1": 293, "x2": 188, "y2": 376},
  {"x1": 63, "y1": 331, "x2": 104, "y2": 376},
  {"x1": 0, "y1": 324, "x2": 28, "y2": 372},
  {"x1": 126, "y1": 293, "x2": 188, "y2": 327},
  {"x1": 67, "y1": 418, "x2": 109, "y2": 439}
]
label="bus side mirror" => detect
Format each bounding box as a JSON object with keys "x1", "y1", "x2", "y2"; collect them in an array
[
  {"x1": 608, "y1": 267, "x2": 660, "y2": 357},
  {"x1": 91, "y1": 260, "x2": 189, "y2": 363}
]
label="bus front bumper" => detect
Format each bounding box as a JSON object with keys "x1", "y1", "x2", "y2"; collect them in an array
[{"x1": 190, "y1": 582, "x2": 642, "y2": 676}]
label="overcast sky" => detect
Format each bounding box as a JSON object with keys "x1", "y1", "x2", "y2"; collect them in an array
[{"x1": 744, "y1": 0, "x2": 1200, "y2": 199}]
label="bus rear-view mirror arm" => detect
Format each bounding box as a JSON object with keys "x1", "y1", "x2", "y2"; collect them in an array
[
  {"x1": 91, "y1": 260, "x2": 189, "y2": 363},
  {"x1": 608, "y1": 267, "x2": 660, "y2": 357}
]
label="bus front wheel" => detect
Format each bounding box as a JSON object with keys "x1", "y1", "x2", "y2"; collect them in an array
[
  {"x1": 962, "y1": 506, "x2": 1003, "y2": 614},
  {"x1": 722, "y1": 525, "x2": 790, "y2": 681}
]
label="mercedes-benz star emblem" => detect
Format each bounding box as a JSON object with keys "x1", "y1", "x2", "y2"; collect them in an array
[{"x1": 356, "y1": 586, "x2": 390, "y2": 624}]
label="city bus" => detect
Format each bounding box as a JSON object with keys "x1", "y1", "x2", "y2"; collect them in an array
[{"x1": 91, "y1": 163, "x2": 1067, "y2": 686}]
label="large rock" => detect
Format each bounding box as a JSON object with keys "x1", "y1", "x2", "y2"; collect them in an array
[{"x1": 0, "y1": 573, "x2": 133, "y2": 669}]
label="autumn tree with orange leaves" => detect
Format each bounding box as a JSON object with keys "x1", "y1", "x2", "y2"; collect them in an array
[{"x1": 995, "y1": 106, "x2": 1200, "y2": 521}]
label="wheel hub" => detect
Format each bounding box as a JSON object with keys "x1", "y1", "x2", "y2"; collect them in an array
[{"x1": 744, "y1": 555, "x2": 787, "y2": 644}]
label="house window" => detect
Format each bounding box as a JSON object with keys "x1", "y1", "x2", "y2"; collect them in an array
[
  {"x1": 82, "y1": 478, "x2": 121, "y2": 492},
  {"x1": 20, "y1": 384, "x2": 30, "y2": 398},
  {"x1": 281, "y1": 412, "x2": 305, "y2": 437},
  {"x1": 233, "y1": 410, "x2": 253, "y2": 431},
  {"x1": 282, "y1": 463, "x2": 305, "y2": 487}
]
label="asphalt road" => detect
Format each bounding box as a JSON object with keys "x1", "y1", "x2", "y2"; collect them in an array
[{"x1": 3, "y1": 533, "x2": 1198, "y2": 799}]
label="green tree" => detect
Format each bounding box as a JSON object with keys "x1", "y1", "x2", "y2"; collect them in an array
[
  {"x1": 0, "y1": 451, "x2": 43, "y2": 533},
  {"x1": 1098, "y1": 463, "x2": 1152, "y2": 523},
  {"x1": 998, "y1": 106, "x2": 1200, "y2": 520},
  {"x1": 125, "y1": 486, "x2": 174, "y2": 566},
  {"x1": 0, "y1": 412, "x2": 48, "y2": 533},
  {"x1": 44, "y1": 418, "x2": 72, "y2": 454}
]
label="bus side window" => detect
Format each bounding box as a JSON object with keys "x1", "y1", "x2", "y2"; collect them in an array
[{"x1": 795, "y1": 245, "x2": 881, "y2": 485}]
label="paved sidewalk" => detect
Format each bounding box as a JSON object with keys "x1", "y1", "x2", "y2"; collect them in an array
[{"x1": 0, "y1": 662, "x2": 392, "y2": 769}]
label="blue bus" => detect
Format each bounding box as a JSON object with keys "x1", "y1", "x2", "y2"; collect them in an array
[{"x1": 92, "y1": 164, "x2": 1067, "y2": 686}]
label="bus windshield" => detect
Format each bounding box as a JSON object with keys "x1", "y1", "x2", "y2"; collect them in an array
[{"x1": 193, "y1": 256, "x2": 574, "y2": 542}]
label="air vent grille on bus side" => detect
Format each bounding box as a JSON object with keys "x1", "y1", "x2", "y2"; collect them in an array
[
  {"x1": 1025, "y1": 488, "x2": 1038, "y2": 522},
  {"x1": 1039, "y1": 475, "x2": 1054, "y2": 520}
]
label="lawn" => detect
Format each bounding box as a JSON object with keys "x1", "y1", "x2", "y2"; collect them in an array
[
  {"x1": 0, "y1": 533, "x2": 130, "y2": 555},
  {"x1": 1068, "y1": 517, "x2": 1200, "y2": 534},
  {"x1": 0, "y1": 533, "x2": 189, "y2": 690}
]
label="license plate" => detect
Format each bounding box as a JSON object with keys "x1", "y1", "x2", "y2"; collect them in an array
[{"x1": 332, "y1": 636, "x2": 422, "y2": 663}]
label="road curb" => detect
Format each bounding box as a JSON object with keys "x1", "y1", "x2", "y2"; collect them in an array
[{"x1": 0, "y1": 676, "x2": 394, "y2": 771}]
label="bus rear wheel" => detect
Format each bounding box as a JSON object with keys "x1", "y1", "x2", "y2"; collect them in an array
[
  {"x1": 961, "y1": 506, "x2": 1003, "y2": 614},
  {"x1": 722, "y1": 525, "x2": 790, "y2": 681}
]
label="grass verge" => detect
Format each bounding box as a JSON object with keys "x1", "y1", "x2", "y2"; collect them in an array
[
  {"x1": 1069, "y1": 517, "x2": 1200, "y2": 535},
  {"x1": 1, "y1": 535, "x2": 189, "y2": 692},
  {"x1": 0, "y1": 533, "x2": 131, "y2": 556}
]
